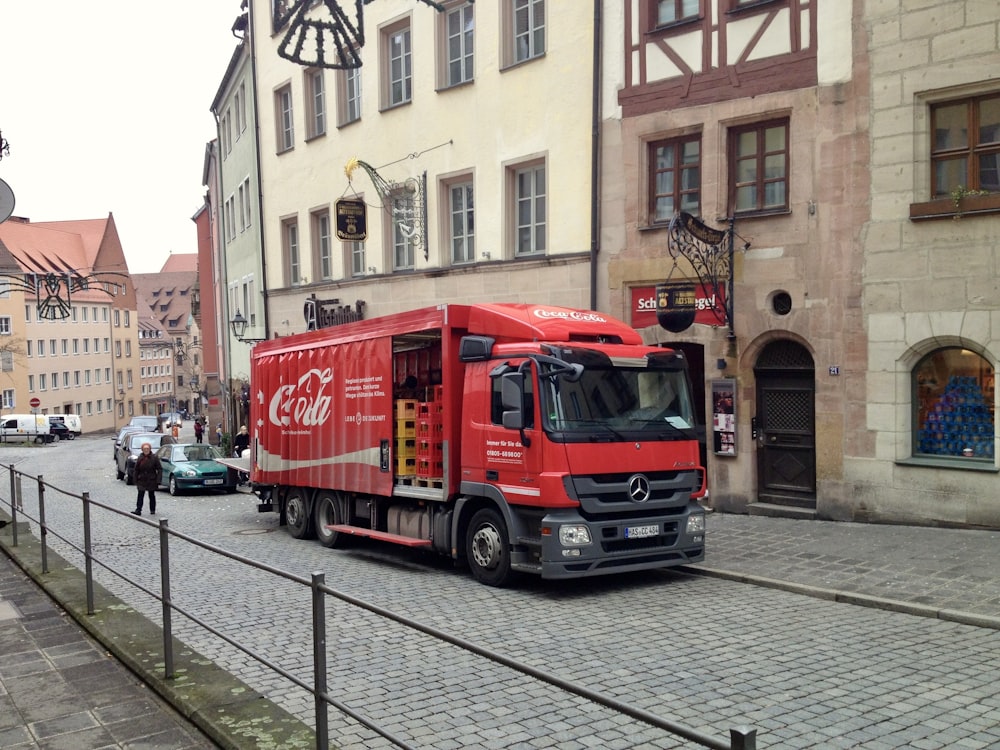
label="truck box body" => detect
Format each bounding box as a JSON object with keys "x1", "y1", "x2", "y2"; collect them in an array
[{"x1": 249, "y1": 304, "x2": 707, "y2": 586}]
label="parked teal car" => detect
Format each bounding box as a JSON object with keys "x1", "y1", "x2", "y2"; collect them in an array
[{"x1": 155, "y1": 443, "x2": 237, "y2": 495}]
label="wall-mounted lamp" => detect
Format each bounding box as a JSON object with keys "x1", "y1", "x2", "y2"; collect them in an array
[
  {"x1": 481, "y1": 251, "x2": 491, "y2": 260},
  {"x1": 230, "y1": 309, "x2": 267, "y2": 344},
  {"x1": 368, "y1": 266, "x2": 376, "y2": 274}
]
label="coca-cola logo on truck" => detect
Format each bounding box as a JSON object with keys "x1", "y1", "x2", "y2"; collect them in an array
[
  {"x1": 533, "y1": 308, "x2": 608, "y2": 323},
  {"x1": 269, "y1": 368, "x2": 334, "y2": 427}
]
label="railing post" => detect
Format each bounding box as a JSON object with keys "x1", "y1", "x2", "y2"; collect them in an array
[
  {"x1": 730, "y1": 726, "x2": 756, "y2": 750},
  {"x1": 159, "y1": 518, "x2": 174, "y2": 679},
  {"x1": 36, "y1": 475, "x2": 47, "y2": 573},
  {"x1": 82, "y1": 492, "x2": 95, "y2": 615},
  {"x1": 8, "y1": 465, "x2": 17, "y2": 547},
  {"x1": 311, "y1": 571, "x2": 329, "y2": 750}
]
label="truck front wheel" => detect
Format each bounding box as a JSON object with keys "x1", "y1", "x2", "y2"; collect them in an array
[
  {"x1": 314, "y1": 491, "x2": 352, "y2": 548},
  {"x1": 466, "y1": 508, "x2": 514, "y2": 587},
  {"x1": 285, "y1": 488, "x2": 315, "y2": 540}
]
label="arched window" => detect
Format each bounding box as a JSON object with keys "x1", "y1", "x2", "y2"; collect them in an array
[{"x1": 914, "y1": 348, "x2": 995, "y2": 459}]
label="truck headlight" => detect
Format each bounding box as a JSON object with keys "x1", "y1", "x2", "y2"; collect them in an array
[
  {"x1": 686, "y1": 514, "x2": 705, "y2": 535},
  {"x1": 559, "y1": 525, "x2": 592, "y2": 546}
]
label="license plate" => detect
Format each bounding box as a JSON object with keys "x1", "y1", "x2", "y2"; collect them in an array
[
  {"x1": 205, "y1": 478, "x2": 224, "y2": 485},
  {"x1": 624, "y1": 524, "x2": 659, "y2": 539}
]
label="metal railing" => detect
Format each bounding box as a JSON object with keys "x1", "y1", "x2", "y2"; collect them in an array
[{"x1": 2, "y1": 464, "x2": 757, "y2": 750}]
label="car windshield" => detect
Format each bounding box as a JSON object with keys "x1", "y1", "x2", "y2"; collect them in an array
[{"x1": 174, "y1": 446, "x2": 221, "y2": 462}]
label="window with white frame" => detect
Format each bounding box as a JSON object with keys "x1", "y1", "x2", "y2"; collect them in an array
[
  {"x1": 348, "y1": 241, "x2": 367, "y2": 278},
  {"x1": 448, "y1": 180, "x2": 475, "y2": 264},
  {"x1": 0, "y1": 316, "x2": 10, "y2": 335},
  {"x1": 51, "y1": 372, "x2": 58, "y2": 389},
  {"x1": 1, "y1": 389, "x2": 13, "y2": 409},
  {"x1": 505, "y1": 0, "x2": 544, "y2": 66},
  {"x1": 389, "y1": 190, "x2": 416, "y2": 270},
  {"x1": 224, "y1": 108, "x2": 233, "y2": 156},
  {"x1": 237, "y1": 81, "x2": 247, "y2": 134},
  {"x1": 441, "y1": 2, "x2": 474, "y2": 88},
  {"x1": 306, "y1": 68, "x2": 326, "y2": 138},
  {"x1": 276, "y1": 84, "x2": 295, "y2": 152},
  {"x1": 0, "y1": 352, "x2": 11, "y2": 372},
  {"x1": 383, "y1": 20, "x2": 412, "y2": 109},
  {"x1": 313, "y1": 210, "x2": 333, "y2": 279},
  {"x1": 246, "y1": 276, "x2": 257, "y2": 326},
  {"x1": 283, "y1": 218, "x2": 301, "y2": 285},
  {"x1": 512, "y1": 161, "x2": 547, "y2": 257},
  {"x1": 242, "y1": 177, "x2": 252, "y2": 228},
  {"x1": 338, "y1": 61, "x2": 362, "y2": 126},
  {"x1": 238, "y1": 182, "x2": 247, "y2": 233}
]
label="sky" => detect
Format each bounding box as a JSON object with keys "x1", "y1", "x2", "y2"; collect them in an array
[{"x1": 0, "y1": 1, "x2": 243, "y2": 273}]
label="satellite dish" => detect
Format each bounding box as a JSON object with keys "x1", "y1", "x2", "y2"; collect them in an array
[{"x1": 0, "y1": 179, "x2": 14, "y2": 224}]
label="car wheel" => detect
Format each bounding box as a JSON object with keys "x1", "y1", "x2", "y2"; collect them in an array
[
  {"x1": 466, "y1": 508, "x2": 516, "y2": 587},
  {"x1": 284, "y1": 487, "x2": 315, "y2": 540},
  {"x1": 314, "y1": 491, "x2": 352, "y2": 549},
  {"x1": 169, "y1": 476, "x2": 181, "y2": 496}
]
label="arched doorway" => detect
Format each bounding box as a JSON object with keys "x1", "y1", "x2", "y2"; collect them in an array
[{"x1": 754, "y1": 340, "x2": 816, "y2": 508}]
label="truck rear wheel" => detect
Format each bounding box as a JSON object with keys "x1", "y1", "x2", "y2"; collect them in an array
[
  {"x1": 314, "y1": 491, "x2": 352, "y2": 548},
  {"x1": 285, "y1": 488, "x2": 315, "y2": 540},
  {"x1": 466, "y1": 508, "x2": 514, "y2": 587}
]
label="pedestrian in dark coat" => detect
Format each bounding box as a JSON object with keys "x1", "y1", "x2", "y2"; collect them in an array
[
  {"x1": 132, "y1": 442, "x2": 162, "y2": 516},
  {"x1": 193, "y1": 419, "x2": 204, "y2": 443}
]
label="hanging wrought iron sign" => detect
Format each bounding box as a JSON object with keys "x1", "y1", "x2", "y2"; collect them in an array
[
  {"x1": 335, "y1": 198, "x2": 367, "y2": 240},
  {"x1": 655, "y1": 282, "x2": 697, "y2": 333}
]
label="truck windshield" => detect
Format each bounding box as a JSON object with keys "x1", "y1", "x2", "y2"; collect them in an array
[{"x1": 539, "y1": 361, "x2": 696, "y2": 439}]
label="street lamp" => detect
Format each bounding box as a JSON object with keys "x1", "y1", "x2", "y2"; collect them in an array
[{"x1": 230, "y1": 309, "x2": 266, "y2": 343}]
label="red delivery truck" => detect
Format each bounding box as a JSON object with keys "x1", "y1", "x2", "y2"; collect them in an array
[{"x1": 248, "y1": 303, "x2": 707, "y2": 586}]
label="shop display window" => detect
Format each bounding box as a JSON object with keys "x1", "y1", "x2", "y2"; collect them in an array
[{"x1": 914, "y1": 347, "x2": 995, "y2": 459}]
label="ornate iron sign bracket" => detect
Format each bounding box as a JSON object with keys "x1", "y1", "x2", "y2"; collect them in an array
[
  {"x1": 662, "y1": 213, "x2": 739, "y2": 338},
  {"x1": 0, "y1": 271, "x2": 130, "y2": 321}
]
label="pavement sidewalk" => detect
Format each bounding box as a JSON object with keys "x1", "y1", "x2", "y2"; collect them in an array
[{"x1": 2, "y1": 509, "x2": 999, "y2": 749}]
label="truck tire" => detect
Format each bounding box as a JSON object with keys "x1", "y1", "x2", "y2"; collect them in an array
[
  {"x1": 466, "y1": 508, "x2": 514, "y2": 587},
  {"x1": 314, "y1": 491, "x2": 352, "y2": 548},
  {"x1": 285, "y1": 488, "x2": 315, "y2": 540}
]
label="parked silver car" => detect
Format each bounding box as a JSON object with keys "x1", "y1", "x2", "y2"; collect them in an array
[{"x1": 115, "y1": 432, "x2": 177, "y2": 485}]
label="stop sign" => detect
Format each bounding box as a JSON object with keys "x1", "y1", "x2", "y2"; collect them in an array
[{"x1": 29, "y1": 397, "x2": 40, "y2": 408}]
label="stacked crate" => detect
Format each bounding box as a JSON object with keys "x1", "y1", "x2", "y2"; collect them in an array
[
  {"x1": 394, "y1": 399, "x2": 417, "y2": 478},
  {"x1": 416, "y1": 390, "x2": 444, "y2": 482}
]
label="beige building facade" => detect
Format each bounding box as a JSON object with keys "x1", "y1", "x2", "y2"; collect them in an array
[
  {"x1": 248, "y1": 0, "x2": 597, "y2": 330},
  {"x1": 853, "y1": 0, "x2": 1000, "y2": 528}
]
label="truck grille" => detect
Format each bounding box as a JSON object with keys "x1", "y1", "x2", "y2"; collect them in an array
[{"x1": 567, "y1": 470, "x2": 697, "y2": 519}]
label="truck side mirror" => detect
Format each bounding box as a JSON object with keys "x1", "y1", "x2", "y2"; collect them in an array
[{"x1": 501, "y1": 371, "x2": 525, "y2": 430}]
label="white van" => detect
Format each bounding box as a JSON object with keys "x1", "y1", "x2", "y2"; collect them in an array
[
  {"x1": 0, "y1": 414, "x2": 54, "y2": 444},
  {"x1": 49, "y1": 414, "x2": 82, "y2": 437}
]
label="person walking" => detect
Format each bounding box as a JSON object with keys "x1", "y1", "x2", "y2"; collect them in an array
[
  {"x1": 132, "y1": 442, "x2": 162, "y2": 516},
  {"x1": 233, "y1": 425, "x2": 250, "y2": 458},
  {"x1": 193, "y1": 419, "x2": 204, "y2": 444}
]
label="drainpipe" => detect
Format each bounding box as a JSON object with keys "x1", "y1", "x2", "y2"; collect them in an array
[
  {"x1": 589, "y1": 0, "x2": 602, "y2": 311},
  {"x1": 247, "y1": 0, "x2": 270, "y2": 339}
]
